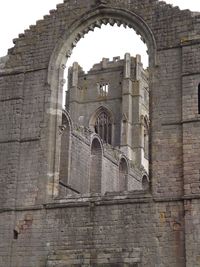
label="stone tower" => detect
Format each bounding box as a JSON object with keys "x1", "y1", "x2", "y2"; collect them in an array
[{"x1": 66, "y1": 53, "x2": 149, "y2": 172}]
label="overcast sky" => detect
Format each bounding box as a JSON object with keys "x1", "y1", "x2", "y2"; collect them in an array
[{"x1": 0, "y1": 0, "x2": 200, "y2": 71}]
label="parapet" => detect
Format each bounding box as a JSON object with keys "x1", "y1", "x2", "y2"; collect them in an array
[
  {"x1": 87, "y1": 53, "x2": 142, "y2": 73},
  {"x1": 67, "y1": 53, "x2": 144, "y2": 80}
]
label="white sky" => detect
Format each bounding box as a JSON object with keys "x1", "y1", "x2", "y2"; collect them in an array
[{"x1": 0, "y1": 0, "x2": 200, "y2": 71}]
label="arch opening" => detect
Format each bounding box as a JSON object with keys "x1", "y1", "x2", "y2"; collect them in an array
[
  {"x1": 94, "y1": 111, "x2": 112, "y2": 144},
  {"x1": 89, "y1": 106, "x2": 113, "y2": 145},
  {"x1": 90, "y1": 138, "x2": 102, "y2": 194},
  {"x1": 142, "y1": 174, "x2": 149, "y2": 191},
  {"x1": 47, "y1": 7, "x2": 156, "y2": 197},
  {"x1": 119, "y1": 157, "x2": 129, "y2": 191}
]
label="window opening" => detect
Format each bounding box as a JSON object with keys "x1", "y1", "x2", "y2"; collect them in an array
[
  {"x1": 90, "y1": 138, "x2": 102, "y2": 193},
  {"x1": 142, "y1": 175, "x2": 149, "y2": 190},
  {"x1": 94, "y1": 111, "x2": 112, "y2": 144},
  {"x1": 58, "y1": 23, "x2": 150, "y2": 195},
  {"x1": 13, "y1": 229, "x2": 19, "y2": 240},
  {"x1": 97, "y1": 82, "x2": 109, "y2": 97},
  {"x1": 119, "y1": 158, "x2": 128, "y2": 191}
]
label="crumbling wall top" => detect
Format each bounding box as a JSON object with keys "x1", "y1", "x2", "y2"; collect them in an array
[{"x1": 1, "y1": 0, "x2": 197, "y2": 72}]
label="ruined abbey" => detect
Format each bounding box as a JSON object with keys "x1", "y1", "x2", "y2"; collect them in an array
[{"x1": 1, "y1": 0, "x2": 200, "y2": 266}]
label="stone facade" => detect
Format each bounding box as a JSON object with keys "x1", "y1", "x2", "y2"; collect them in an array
[
  {"x1": 66, "y1": 54, "x2": 149, "y2": 170},
  {"x1": 1, "y1": 0, "x2": 200, "y2": 266},
  {"x1": 58, "y1": 111, "x2": 143, "y2": 196}
]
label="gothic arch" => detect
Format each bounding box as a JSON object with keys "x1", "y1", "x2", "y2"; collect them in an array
[
  {"x1": 89, "y1": 106, "x2": 114, "y2": 145},
  {"x1": 142, "y1": 174, "x2": 149, "y2": 191},
  {"x1": 118, "y1": 156, "x2": 129, "y2": 191},
  {"x1": 47, "y1": 6, "x2": 156, "y2": 197},
  {"x1": 90, "y1": 136, "x2": 103, "y2": 194},
  {"x1": 2, "y1": 0, "x2": 199, "y2": 264},
  {"x1": 61, "y1": 109, "x2": 73, "y2": 131},
  {"x1": 48, "y1": 7, "x2": 156, "y2": 77}
]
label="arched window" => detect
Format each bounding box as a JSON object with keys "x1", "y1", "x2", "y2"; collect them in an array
[
  {"x1": 142, "y1": 175, "x2": 149, "y2": 191},
  {"x1": 90, "y1": 138, "x2": 102, "y2": 193},
  {"x1": 94, "y1": 111, "x2": 112, "y2": 144},
  {"x1": 59, "y1": 112, "x2": 70, "y2": 186},
  {"x1": 198, "y1": 84, "x2": 200, "y2": 114},
  {"x1": 119, "y1": 158, "x2": 128, "y2": 191}
]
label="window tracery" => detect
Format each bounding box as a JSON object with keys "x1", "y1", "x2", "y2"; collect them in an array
[{"x1": 94, "y1": 111, "x2": 112, "y2": 144}]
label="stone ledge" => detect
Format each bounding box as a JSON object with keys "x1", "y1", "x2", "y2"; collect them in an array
[{"x1": 181, "y1": 36, "x2": 200, "y2": 46}]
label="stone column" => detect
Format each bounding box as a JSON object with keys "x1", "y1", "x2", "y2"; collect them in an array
[
  {"x1": 120, "y1": 53, "x2": 133, "y2": 160},
  {"x1": 132, "y1": 55, "x2": 143, "y2": 167},
  {"x1": 69, "y1": 62, "x2": 79, "y2": 123}
]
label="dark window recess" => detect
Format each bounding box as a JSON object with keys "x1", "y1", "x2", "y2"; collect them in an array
[
  {"x1": 142, "y1": 175, "x2": 149, "y2": 190},
  {"x1": 13, "y1": 230, "x2": 18, "y2": 240},
  {"x1": 119, "y1": 158, "x2": 128, "y2": 191},
  {"x1": 90, "y1": 138, "x2": 102, "y2": 193},
  {"x1": 95, "y1": 111, "x2": 112, "y2": 144}
]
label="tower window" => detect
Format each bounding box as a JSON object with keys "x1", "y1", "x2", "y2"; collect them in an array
[
  {"x1": 97, "y1": 83, "x2": 109, "y2": 97},
  {"x1": 95, "y1": 111, "x2": 112, "y2": 144}
]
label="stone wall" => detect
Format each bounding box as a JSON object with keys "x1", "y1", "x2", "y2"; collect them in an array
[
  {"x1": 58, "y1": 121, "x2": 143, "y2": 196},
  {"x1": 1, "y1": 0, "x2": 200, "y2": 266},
  {"x1": 0, "y1": 196, "x2": 186, "y2": 267}
]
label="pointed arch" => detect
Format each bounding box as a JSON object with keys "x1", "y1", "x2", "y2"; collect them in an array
[
  {"x1": 119, "y1": 156, "x2": 129, "y2": 191},
  {"x1": 142, "y1": 174, "x2": 149, "y2": 191},
  {"x1": 89, "y1": 106, "x2": 114, "y2": 145},
  {"x1": 46, "y1": 6, "x2": 156, "y2": 197},
  {"x1": 90, "y1": 137, "x2": 103, "y2": 194}
]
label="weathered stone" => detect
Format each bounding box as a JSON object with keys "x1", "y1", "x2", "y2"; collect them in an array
[{"x1": 0, "y1": 0, "x2": 200, "y2": 266}]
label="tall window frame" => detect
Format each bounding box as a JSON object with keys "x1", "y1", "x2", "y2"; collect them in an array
[
  {"x1": 90, "y1": 107, "x2": 113, "y2": 145},
  {"x1": 119, "y1": 157, "x2": 129, "y2": 191},
  {"x1": 90, "y1": 137, "x2": 102, "y2": 194},
  {"x1": 94, "y1": 111, "x2": 112, "y2": 144}
]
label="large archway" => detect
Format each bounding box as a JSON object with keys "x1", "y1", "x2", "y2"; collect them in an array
[
  {"x1": 47, "y1": 6, "x2": 156, "y2": 196},
  {"x1": 1, "y1": 0, "x2": 199, "y2": 266}
]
